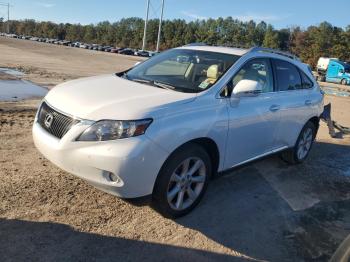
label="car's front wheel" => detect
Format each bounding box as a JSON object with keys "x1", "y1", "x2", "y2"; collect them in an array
[
  {"x1": 281, "y1": 121, "x2": 316, "y2": 164},
  {"x1": 152, "y1": 143, "x2": 212, "y2": 218}
]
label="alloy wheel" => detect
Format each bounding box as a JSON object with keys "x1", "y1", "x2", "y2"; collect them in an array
[
  {"x1": 166, "y1": 157, "x2": 206, "y2": 211},
  {"x1": 297, "y1": 127, "x2": 313, "y2": 160}
]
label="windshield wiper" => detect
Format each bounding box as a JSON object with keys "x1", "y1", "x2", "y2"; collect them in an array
[
  {"x1": 129, "y1": 78, "x2": 176, "y2": 91},
  {"x1": 131, "y1": 78, "x2": 153, "y2": 84},
  {"x1": 125, "y1": 75, "x2": 180, "y2": 91},
  {"x1": 153, "y1": 81, "x2": 176, "y2": 90}
]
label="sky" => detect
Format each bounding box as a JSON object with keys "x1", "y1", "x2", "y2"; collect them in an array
[{"x1": 0, "y1": 0, "x2": 349, "y2": 29}]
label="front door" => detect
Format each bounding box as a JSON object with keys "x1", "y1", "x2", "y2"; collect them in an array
[{"x1": 224, "y1": 58, "x2": 280, "y2": 169}]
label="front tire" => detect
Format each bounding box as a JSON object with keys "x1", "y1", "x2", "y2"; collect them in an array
[
  {"x1": 341, "y1": 79, "x2": 347, "y2": 85},
  {"x1": 152, "y1": 143, "x2": 212, "y2": 218},
  {"x1": 281, "y1": 121, "x2": 316, "y2": 164}
]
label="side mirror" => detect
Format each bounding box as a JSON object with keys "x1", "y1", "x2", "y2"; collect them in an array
[{"x1": 232, "y1": 79, "x2": 262, "y2": 97}]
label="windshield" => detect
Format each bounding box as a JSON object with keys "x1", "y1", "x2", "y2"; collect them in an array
[{"x1": 125, "y1": 49, "x2": 240, "y2": 93}]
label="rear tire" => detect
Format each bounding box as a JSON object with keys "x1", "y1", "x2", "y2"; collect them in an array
[
  {"x1": 281, "y1": 121, "x2": 316, "y2": 164},
  {"x1": 151, "y1": 143, "x2": 212, "y2": 218},
  {"x1": 341, "y1": 79, "x2": 347, "y2": 85}
]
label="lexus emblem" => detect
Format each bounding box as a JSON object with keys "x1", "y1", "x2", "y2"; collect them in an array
[{"x1": 44, "y1": 113, "x2": 54, "y2": 128}]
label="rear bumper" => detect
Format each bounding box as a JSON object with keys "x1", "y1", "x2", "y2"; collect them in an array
[{"x1": 32, "y1": 121, "x2": 169, "y2": 198}]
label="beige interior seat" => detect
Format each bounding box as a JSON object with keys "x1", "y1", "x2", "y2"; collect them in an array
[{"x1": 205, "y1": 64, "x2": 219, "y2": 84}]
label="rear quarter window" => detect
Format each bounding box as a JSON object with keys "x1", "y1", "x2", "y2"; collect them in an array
[{"x1": 300, "y1": 70, "x2": 314, "y2": 89}]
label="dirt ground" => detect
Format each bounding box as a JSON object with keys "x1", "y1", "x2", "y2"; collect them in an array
[
  {"x1": 1, "y1": 37, "x2": 350, "y2": 262},
  {"x1": 0, "y1": 37, "x2": 144, "y2": 88}
]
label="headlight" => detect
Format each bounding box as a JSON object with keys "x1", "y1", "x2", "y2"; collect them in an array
[{"x1": 76, "y1": 119, "x2": 152, "y2": 141}]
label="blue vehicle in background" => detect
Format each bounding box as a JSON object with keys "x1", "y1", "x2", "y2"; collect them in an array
[{"x1": 317, "y1": 57, "x2": 350, "y2": 85}]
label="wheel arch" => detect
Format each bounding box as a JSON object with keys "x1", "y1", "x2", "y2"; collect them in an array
[
  {"x1": 307, "y1": 116, "x2": 320, "y2": 138},
  {"x1": 173, "y1": 137, "x2": 220, "y2": 176},
  {"x1": 189, "y1": 137, "x2": 220, "y2": 176},
  {"x1": 156, "y1": 137, "x2": 220, "y2": 181}
]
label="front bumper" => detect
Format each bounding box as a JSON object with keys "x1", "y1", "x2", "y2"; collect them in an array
[{"x1": 32, "y1": 121, "x2": 169, "y2": 198}]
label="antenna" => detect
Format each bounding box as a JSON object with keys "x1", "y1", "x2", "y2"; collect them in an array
[{"x1": 0, "y1": 2, "x2": 11, "y2": 33}]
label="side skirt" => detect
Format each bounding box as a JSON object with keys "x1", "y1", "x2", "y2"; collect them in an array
[{"x1": 217, "y1": 146, "x2": 289, "y2": 175}]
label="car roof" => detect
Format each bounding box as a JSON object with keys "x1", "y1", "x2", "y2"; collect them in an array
[
  {"x1": 176, "y1": 45, "x2": 249, "y2": 56},
  {"x1": 175, "y1": 45, "x2": 309, "y2": 72}
]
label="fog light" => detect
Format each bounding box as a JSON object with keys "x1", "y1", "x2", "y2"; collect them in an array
[
  {"x1": 102, "y1": 170, "x2": 123, "y2": 184},
  {"x1": 108, "y1": 172, "x2": 121, "y2": 183}
]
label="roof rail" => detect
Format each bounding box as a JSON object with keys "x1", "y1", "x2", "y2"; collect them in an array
[
  {"x1": 249, "y1": 47, "x2": 300, "y2": 61},
  {"x1": 183, "y1": 42, "x2": 207, "y2": 47}
]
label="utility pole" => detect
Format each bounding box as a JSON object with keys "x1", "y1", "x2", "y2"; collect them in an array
[
  {"x1": 156, "y1": 0, "x2": 164, "y2": 52},
  {"x1": 7, "y1": 2, "x2": 9, "y2": 33},
  {"x1": 142, "y1": 0, "x2": 150, "y2": 51},
  {"x1": 0, "y1": 2, "x2": 10, "y2": 33}
]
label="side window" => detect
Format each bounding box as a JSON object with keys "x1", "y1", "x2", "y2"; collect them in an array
[
  {"x1": 300, "y1": 71, "x2": 313, "y2": 89},
  {"x1": 224, "y1": 58, "x2": 273, "y2": 96},
  {"x1": 274, "y1": 60, "x2": 302, "y2": 91}
]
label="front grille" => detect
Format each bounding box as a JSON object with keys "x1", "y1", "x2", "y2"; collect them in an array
[{"x1": 37, "y1": 102, "x2": 80, "y2": 139}]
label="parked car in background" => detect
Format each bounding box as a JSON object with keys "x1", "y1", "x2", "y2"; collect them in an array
[
  {"x1": 135, "y1": 50, "x2": 150, "y2": 57},
  {"x1": 148, "y1": 51, "x2": 159, "y2": 57},
  {"x1": 61, "y1": 40, "x2": 71, "y2": 46},
  {"x1": 97, "y1": 45, "x2": 106, "y2": 51},
  {"x1": 80, "y1": 44, "x2": 90, "y2": 49},
  {"x1": 110, "y1": 47, "x2": 120, "y2": 53},
  {"x1": 113, "y1": 47, "x2": 125, "y2": 53},
  {"x1": 92, "y1": 45, "x2": 100, "y2": 51},
  {"x1": 118, "y1": 48, "x2": 135, "y2": 55},
  {"x1": 316, "y1": 57, "x2": 350, "y2": 85},
  {"x1": 104, "y1": 46, "x2": 113, "y2": 52},
  {"x1": 33, "y1": 45, "x2": 323, "y2": 218},
  {"x1": 90, "y1": 44, "x2": 98, "y2": 50}
]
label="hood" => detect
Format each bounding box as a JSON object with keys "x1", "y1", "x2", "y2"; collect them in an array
[{"x1": 45, "y1": 74, "x2": 197, "y2": 120}]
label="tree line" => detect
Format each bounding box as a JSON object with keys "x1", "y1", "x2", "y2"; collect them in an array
[{"x1": 1, "y1": 17, "x2": 350, "y2": 68}]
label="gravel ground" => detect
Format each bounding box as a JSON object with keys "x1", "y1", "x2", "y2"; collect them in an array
[{"x1": 1, "y1": 37, "x2": 350, "y2": 262}]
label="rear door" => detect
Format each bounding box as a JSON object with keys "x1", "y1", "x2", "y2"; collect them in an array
[{"x1": 271, "y1": 59, "x2": 315, "y2": 148}]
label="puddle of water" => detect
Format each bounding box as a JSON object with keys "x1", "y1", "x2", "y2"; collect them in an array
[
  {"x1": 322, "y1": 86, "x2": 350, "y2": 97},
  {"x1": 0, "y1": 67, "x2": 25, "y2": 77},
  {"x1": 0, "y1": 80, "x2": 48, "y2": 101}
]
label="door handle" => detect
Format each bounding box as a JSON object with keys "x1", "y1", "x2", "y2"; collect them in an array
[
  {"x1": 269, "y1": 105, "x2": 280, "y2": 112},
  {"x1": 305, "y1": 100, "x2": 312, "y2": 106}
]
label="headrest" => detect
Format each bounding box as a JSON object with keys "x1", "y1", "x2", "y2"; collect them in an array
[{"x1": 207, "y1": 65, "x2": 219, "y2": 79}]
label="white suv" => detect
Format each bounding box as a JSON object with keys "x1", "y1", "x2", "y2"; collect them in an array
[{"x1": 33, "y1": 45, "x2": 324, "y2": 217}]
